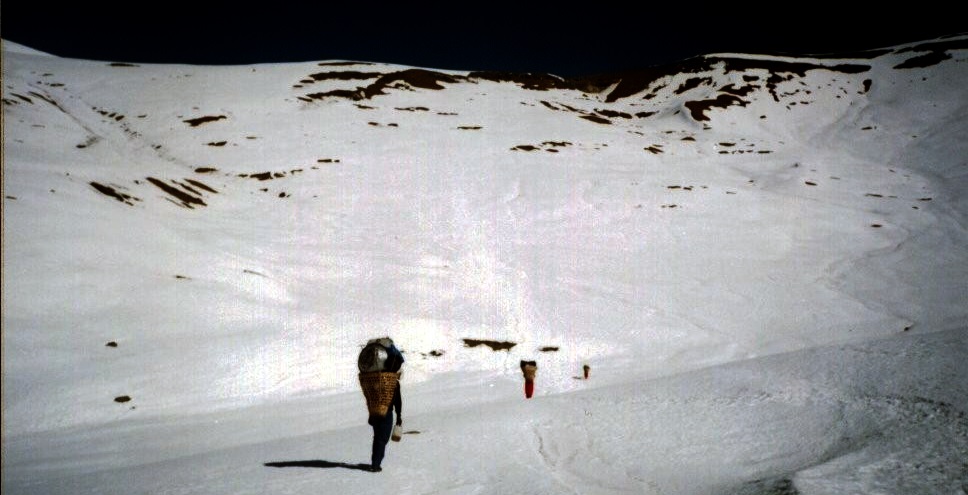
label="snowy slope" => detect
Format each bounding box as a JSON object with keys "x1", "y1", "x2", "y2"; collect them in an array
[{"x1": 2, "y1": 34, "x2": 967, "y2": 494}]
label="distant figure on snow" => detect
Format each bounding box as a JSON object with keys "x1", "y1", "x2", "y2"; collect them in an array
[
  {"x1": 520, "y1": 360, "x2": 537, "y2": 398},
  {"x1": 358, "y1": 337, "x2": 404, "y2": 472}
]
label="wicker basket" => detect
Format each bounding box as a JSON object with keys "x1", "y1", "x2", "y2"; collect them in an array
[{"x1": 359, "y1": 371, "x2": 399, "y2": 417}]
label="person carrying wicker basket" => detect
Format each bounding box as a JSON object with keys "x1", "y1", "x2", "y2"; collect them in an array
[{"x1": 358, "y1": 337, "x2": 404, "y2": 472}]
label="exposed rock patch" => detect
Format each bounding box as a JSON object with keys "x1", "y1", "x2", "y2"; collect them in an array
[
  {"x1": 304, "y1": 70, "x2": 382, "y2": 82},
  {"x1": 184, "y1": 179, "x2": 217, "y2": 193},
  {"x1": 462, "y1": 339, "x2": 517, "y2": 351},
  {"x1": 512, "y1": 141, "x2": 572, "y2": 152},
  {"x1": 581, "y1": 114, "x2": 612, "y2": 125},
  {"x1": 183, "y1": 115, "x2": 226, "y2": 127},
  {"x1": 684, "y1": 94, "x2": 747, "y2": 121},
  {"x1": 317, "y1": 61, "x2": 374, "y2": 67},
  {"x1": 468, "y1": 71, "x2": 572, "y2": 91},
  {"x1": 675, "y1": 77, "x2": 713, "y2": 94},
  {"x1": 303, "y1": 69, "x2": 462, "y2": 101},
  {"x1": 95, "y1": 108, "x2": 124, "y2": 121},
  {"x1": 894, "y1": 37, "x2": 968, "y2": 69},
  {"x1": 10, "y1": 93, "x2": 34, "y2": 104},
  {"x1": 146, "y1": 177, "x2": 207, "y2": 208},
  {"x1": 595, "y1": 109, "x2": 632, "y2": 119},
  {"x1": 90, "y1": 182, "x2": 141, "y2": 206}
]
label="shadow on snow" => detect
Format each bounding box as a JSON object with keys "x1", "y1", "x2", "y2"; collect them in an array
[{"x1": 264, "y1": 460, "x2": 372, "y2": 471}]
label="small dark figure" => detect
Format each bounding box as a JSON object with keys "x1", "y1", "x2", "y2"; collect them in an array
[{"x1": 520, "y1": 360, "x2": 537, "y2": 398}]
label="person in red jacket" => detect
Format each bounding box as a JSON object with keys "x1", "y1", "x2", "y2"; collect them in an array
[{"x1": 521, "y1": 360, "x2": 537, "y2": 398}]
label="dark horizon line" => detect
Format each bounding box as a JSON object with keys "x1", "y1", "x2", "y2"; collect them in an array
[{"x1": 2, "y1": 30, "x2": 964, "y2": 78}]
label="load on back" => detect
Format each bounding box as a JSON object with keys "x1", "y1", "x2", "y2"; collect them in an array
[
  {"x1": 358, "y1": 337, "x2": 403, "y2": 373},
  {"x1": 358, "y1": 337, "x2": 404, "y2": 420}
]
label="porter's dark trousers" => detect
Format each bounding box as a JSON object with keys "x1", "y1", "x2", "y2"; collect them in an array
[{"x1": 370, "y1": 412, "x2": 394, "y2": 468}]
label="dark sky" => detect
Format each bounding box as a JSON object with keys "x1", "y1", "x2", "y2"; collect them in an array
[{"x1": 2, "y1": 3, "x2": 964, "y2": 77}]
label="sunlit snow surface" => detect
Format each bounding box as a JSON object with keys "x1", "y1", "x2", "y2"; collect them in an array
[{"x1": 2, "y1": 36, "x2": 967, "y2": 494}]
